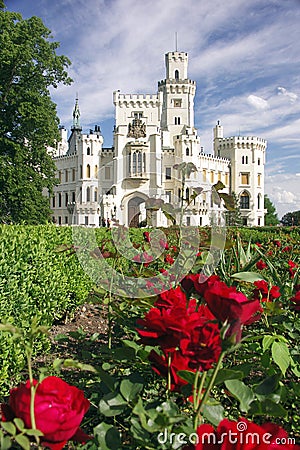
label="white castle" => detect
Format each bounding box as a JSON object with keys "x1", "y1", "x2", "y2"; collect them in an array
[{"x1": 50, "y1": 51, "x2": 267, "y2": 227}]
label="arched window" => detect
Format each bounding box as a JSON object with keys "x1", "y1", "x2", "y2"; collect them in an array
[
  {"x1": 257, "y1": 194, "x2": 261, "y2": 209},
  {"x1": 86, "y1": 164, "x2": 91, "y2": 178},
  {"x1": 94, "y1": 165, "x2": 98, "y2": 178},
  {"x1": 80, "y1": 165, "x2": 83, "y2": 178},
  {"x1": 186, "y1": 147, "x2": 189, "y2": 156},
  {"x1": 87, "y1": 146, "x2": 91, "y2": 155},
  {"x1": 86, "y1": 187, "x2": 90, "y2": 202},
  {"x1": 65, "y1": 193, "x2": 68, "y2": 207},
  {"x1": 132, "y1": 152, "x2": 137, "y2": 174},
  {"x1": 137, "y1": 152, "x2": 142, "y2": 173},
  {"x1": 52, "y1": 196, "x2": 55, "y2": 207},
  {"x1": 186, "y1": 188, "x2": 190, "y2": 201},
  {"x1": 58, "y1": 193, "x2": 62, "y2": 207},
  {"x1": 175, "y1": 117, "x2": 181, "y2": 125},
  {"x1": 242, "y1": 156, "x2": 244, "y2": 164},
  {"x1": 72, "y1": 191, "x2": 76, "y2": 202},
  {"x1": 240, "y1": 191, "x2": 250, "y2": 209},
  {"x1": 94, "y1": 188, "x2": 98, "y2": 202},
  {"x1": 175, "y1": 69, "x2": 179, "y2": 80}
]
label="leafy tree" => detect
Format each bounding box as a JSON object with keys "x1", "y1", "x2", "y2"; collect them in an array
[
  {"x1": 264, "y1": 195, "x2": 279, "y2": 226},
  {"x1": 281, "y1": 210, "x2": 300, "y2": 226},
  {"x1": 0, "y1": 9, "x2": 72, "y2": 223},
  {"x1": 224, "y1": 192, "x2": 242, "y2": 226}
]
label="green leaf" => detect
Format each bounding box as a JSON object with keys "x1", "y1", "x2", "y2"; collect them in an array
[
  {"x1": 262, "y1": 335, "x2": 275, "y2": 352},
  {"x1": 25, "y1": 428, "x2": 44, "y2": 436},
  {"x1": 94, "y1": 422, "x2": 121, "y2": 450},
  {"x1": 0, "y1": 421, "x2": 16, "y2": 436},
  {"x1": 15, "y1": 434, "x2": 30, "y2": 450},
  {"x1": 176, "y1": 370, "x2": 197, "y2": 384},
  {"x1": 224, "y1": 380, "x2": 255, "y2": 412},
  {"x1": 13, "y1": 418, "x2": 24, "y2": 432},
  {"x1": 120, "y1": 374, "x2": 144, "y2": 402},
  {"x1": 214, "y1": 369, "x2": 244, "y2": 385},
  {"x1": 271, "y1": 341, "x2": 290, "y2": 375},
  {"x1": 254, "y1": 374, "x2": 280, "y2": 396},
  {"x1": 0, "y1": 434, "x2": 12, "y2": 450},
  {"x1": 202, "y1": 403, "x2": 225, "y2": 427},
  {"x1": 219, "y1": 193, "x2": 236, "y2": 211},
  {"x1": 99, "y1": 391, "x2": 128, "y2": 417},
  {"x1": 231, "y1": 272, "x2": 265, "y2": 283},
  {"x1": 249, "y1": 399, "x2": 287, "y2": 418}
]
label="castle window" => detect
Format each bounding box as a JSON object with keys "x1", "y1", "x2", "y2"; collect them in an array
[
  {"x1": 58, "y1": 193, "x2": 62, "y2": 208},
  {"x1": 105, "y1": 167, "x2": 111, "y2": 180},
  {"x1": 258, "y1": 174, "x2": 261, "y2": 186},
  {"x1": 133, "y1": 112, "x2": 143, "y2": 119},
  {"x1": 175, "y1": 117, "x2": 181, "y2": 125},
  {"x1": 210, "y1": 171, "x2": 214, "y2": 183},
  {"x1": 65, "y1": 170, "x2": 68, "y2": 182},
  {"x1": 203, "y1": 169, "x2": 207, "y2": 182},
  {"x1": 258, "y1": 158, "x2": 261, "y2": 165},
  {"x1": 175, "y1": 69, "x2": 179, "y2": 80},
  {"x1": 242, "y1": 155, "x2": 248, "y2": 164},
  {"x1": 58, "y1": 216, "x2": 62, "y2": 225},
  {"x1": 80, "y1": 165, "x2": 83, "y2": 178},
  {"x1": 165, "y1": 191, "x2": 172, "y2": 203},
  {"x1": 240, "y1": 192, "x2": 250, "y2": 209},
  {"x1": 72, "y1": 168, "x2": 76, "y2": 181},
  {"x1": 225, "y1": 173, "x2": 229, "y2": 185},
  {"x1": 166, "y1": 167, "x2": 171, "y2": 180},
  {"x1": 65, "y1": 216, "x2": 68, "y2": 224},
  {"x1": 65, "y1": 193, "x2": 68, "y2": 207},
  {"x1": 94, "y1": 165, "x2": 98, "y2": 178},
  {"x1": 52, "y1": 196, "x2": 55, "y2": 208},
  {"x1": 85, "y1": 216, "x2": 89, "y2": 226},
  {"x1": 87, "y1": 147, "x2": 91, "y2": 155},
  {"x1": 58, "y1": 171, "x2": 62, "y2": 182},
  {"x1": 94, "y1": 188, "x2": 98, "y2": 202},
  {"x1": 86, "y1": 187, "x2": 91, "y2": 202},
  {"x1": 72, "y1": 191, "x2": 76, "y2": 202},
  {"x1": 218, "y1": 171, "x2": 222, "y2": 181},
  {"x1": 257, "y1": 194, "x2": 261, "y2": 209},
  {"x1": 174, "y1": 99, "x2": 182, "y2": 107},
  {"x1": 186, "y1": 147, "x2": 189, "y2": 156},
  {"x1": 241, "y1": 173, "x2": 249, "y2": 185},
  {"x1": 186, "y1": 188, "x2": 190, "y2": 201},
  {"x1": 86, "y1": 164, "x2": 91, "y2": 178}
]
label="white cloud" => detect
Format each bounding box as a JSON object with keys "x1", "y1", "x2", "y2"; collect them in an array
[
  {"x1": 247, "y1": 95, "x2": 269, "y2": 110},
  {"x1": 277, "y1": 86, "x2": 298, "y2": 103}
]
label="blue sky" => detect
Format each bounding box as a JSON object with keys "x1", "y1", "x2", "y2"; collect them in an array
[{"x1": 6, "y1": 0, "x2": 300, "y2": 219}]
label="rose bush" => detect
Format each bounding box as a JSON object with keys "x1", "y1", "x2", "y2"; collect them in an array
[{"x1": 1, "y1": 376, "x2": 91, "y2": 449}]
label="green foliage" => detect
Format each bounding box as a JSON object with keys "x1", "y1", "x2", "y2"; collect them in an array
[
  {"x1": 224, "y1": 192, "x2": 242, "y2": 226},
  {"x1": 0, "y1": 9, "x2": 72, "y2": 223},
  {"x1": 264, "y1": 195, "x2": 279, "y2": 226},
  {"x1": 281, "y1": 210, "x2": 300, "y2": 226},
  {"x1": 0, "y1": 224, "x2": 93, "y2": 393}
]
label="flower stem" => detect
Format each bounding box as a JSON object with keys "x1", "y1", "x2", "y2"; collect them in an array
[
  {"x1": 167, "y1": 352, "x2": 172, "y2": 394},
  {"x1": 195, "y1": 352, "x2": 225, "y2": 424},
  {"x1": 193, "y1": 371, "x2": 207, "y2": 429}
]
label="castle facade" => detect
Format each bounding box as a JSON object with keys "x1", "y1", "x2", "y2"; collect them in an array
[{"x1": 50, "y1": 51, "x2": 267, "y2": 227}]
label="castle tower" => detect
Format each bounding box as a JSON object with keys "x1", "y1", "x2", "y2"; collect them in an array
[
  {"x1": 158, "y1": 52, "x2": 196, "y2": 136},
  {"x1": 214, "y1": 122, "x2": 267, "y2": 226}
]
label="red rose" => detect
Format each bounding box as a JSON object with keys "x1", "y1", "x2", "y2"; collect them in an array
[
  {"x1": 136, "y1": 302, "x2": 191, "y2": 351},
  {"x1": 149, "y1": 349, "x2": 191, "y2": 391},
  {"x1": 180, "y1": 321, "x2": 221, "y2": 371},
  {"x1": 2, "y1": 377, "x2": 91, "y2": 450},
  {"x1": 290, "y1": 290, "x2": 300, "y2": 311},
  {"x1": 253, "y1": 280, "x2": 281, "y2": 302},
  {"x1": 256, "y1": 259, "x2": 267, "y2": 270},
  {"x1": 165, "y1": 254, "x2": 174, "y2": 264},
  {"x1": 189, "y1": 418, "x2": 300, "y2": 449},
  {"x1": 143, "y1": 231, "x2": 151, "y2": 242},
  {"x1": 274, "y1": 240, "x2": 281, "y2": 247},
  {"x1": 204, "y1": 280, "x2": 262, "y2": 342},
  {"x1": 288, "y1": 260, "x2": 298, "y2": 278},
  {"x1": 181, "y1": 274, "x2": 220, "y2": 296},
  {"x1": 159, "y1": 238, "x2": 169, "y2": 250},
  {"x1": 154, "y1": 285, "x2": 187, "y2": 309}
]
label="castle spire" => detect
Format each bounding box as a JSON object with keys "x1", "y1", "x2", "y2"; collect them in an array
[{"x1": 72, "y1": 95, "x2": 81, "y2": 130}]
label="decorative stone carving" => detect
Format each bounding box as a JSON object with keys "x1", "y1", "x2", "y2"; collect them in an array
[{"x1": 127, "y1": 118, "x2": 146, "y2": 138}]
